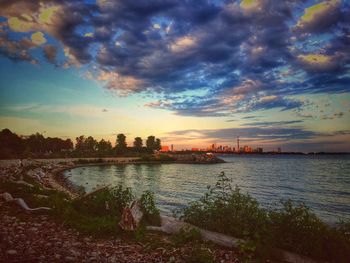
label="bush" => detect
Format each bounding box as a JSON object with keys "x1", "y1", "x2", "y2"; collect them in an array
[
  {"x1": 140, "y1": 190, "x2": 161, "y2": 226},
  {"x1": 268, "y1": 200, "x2": 350, "y2": 262},
  {"x1": 179, "y1": 172, "x2": 268, "y2": 240},
  {"x1": 178, "y1": 172, "x2": 350, "y2": 262},
  {"x1": 171, "y1": 227, "x2": 202, "y2": 247},
  {"x1": 72, "y1": 185, "x2": 134, "y2": 218}
]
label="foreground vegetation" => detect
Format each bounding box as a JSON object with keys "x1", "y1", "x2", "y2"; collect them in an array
[
  {"x1": 0, "y1": 179, "x2": 160, "y2": 238},
  {"x1": 2, "y1": 169, "x2": 349, "y2": 262},
  {"x1": 177, "y1": 172, "x2": 350, "y2": 262},
  {"x1": 0, "y1": 179, "x2": 233, "y2": 262}
]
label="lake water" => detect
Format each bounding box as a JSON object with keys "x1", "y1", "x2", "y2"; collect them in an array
[{"x1": 65, "y1": 154, "x2": 350, "y2": 223}]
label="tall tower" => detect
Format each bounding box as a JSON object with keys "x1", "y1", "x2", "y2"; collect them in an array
[{"x1": 237, "y1": 136, "x2": 240, "y2": 152}]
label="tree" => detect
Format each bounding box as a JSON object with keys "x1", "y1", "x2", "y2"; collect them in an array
[
  {"x1": 75, "y1": 135, "x2": 86, "y2": 153},
  {"x1": 0, "y1": 129, "x2": 24, "y2": 157},
  {"x1": 62, "y1": 139, "x2": 73, "y2": 151},
  {"x1": 116, "y1": 133, "x2": 127, "y2": 153},
  {"x1": 133, "y1": 137, "x2": 143, "y2": 151},
  {"x1": 85, "y1": 136, "x2": 98, "y2": 152},
  {"x1": 155, "y1": 138, "x2": 161, "y2": 151},
  {"x1": 146, "y1": 135, "x2": 155, "y2": 151},
  {"x1": 25, "y1": 133, "x2": 45, "y2": 153},
  {"x1": 97, "y1": 139, "x2": 112, "y2": 154}
]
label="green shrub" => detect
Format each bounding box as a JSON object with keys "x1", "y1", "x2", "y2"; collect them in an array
[
  {"x1": 72, "y1": 185, "x2": 134, "y2": 217},
  {"x1": 171, "y1": 227, "x2": 202, "y2": 247},
  {"x1": 179, "y1": 172, "x2": 268, "y2": 240},
  {"x1": 140, "y1": 190, "x2": 161, "y2": 226},
  {"x1": 178, "y1": 172, "x2": 350, "y2": 262},
  {"x1": 134, "y1": 224, "x2": 147, "y2": 241}
]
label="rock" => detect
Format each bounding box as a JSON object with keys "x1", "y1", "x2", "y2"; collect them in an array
[
  {"x1": 72, "y1": 241, "x2": 82, "y2": 246},
  {"x1": 27, "y1": 248, "x2": 35, "y2": 254},
  {"x1": 65, "y1": 256, "x2": 76, "y2": 262},
  {"x1": 6, "y1": 249, "x2": 17, "y2": 255},
  {"x1": 70, "y1": 249, "x2": 80, "y2": 257}
]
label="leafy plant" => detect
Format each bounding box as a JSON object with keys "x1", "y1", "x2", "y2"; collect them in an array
[
  {"x1": 178, "y1": 172, "x2": 350, "y2": 262},
  {"x1": 140, "y1": 190, "x2": 161, "y2": 225},
  {"x1": 171, "y1": 227, "x2": 202, "y2": 247},
  {"x1": 134, "y1": 224, "x2": 147, "y2": 241},
  {"x1": 72, "y1": 185, "x2": 134, "y2": 218},
  {"x1": 180, "y1": 172, "x2": 268, "y2": 240}
]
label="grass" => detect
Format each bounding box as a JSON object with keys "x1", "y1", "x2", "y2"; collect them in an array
[{"x1": 177, "y1": 172, "x2": 350, "y2": 262}]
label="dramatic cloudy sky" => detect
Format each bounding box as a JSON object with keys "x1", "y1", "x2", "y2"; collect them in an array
[{"x1": 0, "y1": 0, "x2": 349, "y2": 151}]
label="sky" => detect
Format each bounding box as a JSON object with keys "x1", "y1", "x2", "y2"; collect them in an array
[{"x1": 0, "y1": 0, "x2": 349, "y2": 152}]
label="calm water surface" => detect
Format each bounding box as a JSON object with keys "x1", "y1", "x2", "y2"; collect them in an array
[{"x1": 65, "y1": 155, "x2": 350, "y2": 223}]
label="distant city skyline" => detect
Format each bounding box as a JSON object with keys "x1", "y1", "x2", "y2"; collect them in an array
[{"x1": 0, "y1": 0, "x2": 350, "y2": 152}]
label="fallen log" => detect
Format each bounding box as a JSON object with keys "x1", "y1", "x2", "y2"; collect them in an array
[
  {"x1": 147, "y1": 215, "x2": 242, "y2": 248},
  {"x1": 147, "y1": 215, "x2": 316, "y2": 263},
  {"x1": 0, "y1": 192, "x2": 51, "y2": 211}
]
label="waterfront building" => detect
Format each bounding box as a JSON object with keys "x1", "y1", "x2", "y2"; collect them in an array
[{"x1": 160, "y1": 146, "x2": 170, "y2": 152}]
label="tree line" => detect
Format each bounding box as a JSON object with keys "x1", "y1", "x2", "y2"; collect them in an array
[{"x1": 0, "y1": 128, "x2": 161, "y2": 158}]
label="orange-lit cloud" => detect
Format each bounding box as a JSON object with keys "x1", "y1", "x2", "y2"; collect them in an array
[{"x1": 31, "y1": 31, "x2": 46, "y2": 45}]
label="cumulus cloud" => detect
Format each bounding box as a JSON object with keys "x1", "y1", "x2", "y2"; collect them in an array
[
  {"x1": 0, "y1": 0, "x2": 349, "y2": 117},
  {"x1": 31, "y1": 31, "x2": 46, "y2": 45},
  {"x1": 294, "y1": 0, "x2": 341, "y2": 34}
]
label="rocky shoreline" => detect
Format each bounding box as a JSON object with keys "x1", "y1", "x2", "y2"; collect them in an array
[
  {"x1": 0, "y1": 158, "x2": 240, "y2": 263},
  {"x1": 0, "y1": 205, "x2": 240, "y2": 263}
]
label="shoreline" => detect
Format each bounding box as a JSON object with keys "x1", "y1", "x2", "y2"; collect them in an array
[{"x1": 0, "y1": 156, "x2": 225, "y2": 199}]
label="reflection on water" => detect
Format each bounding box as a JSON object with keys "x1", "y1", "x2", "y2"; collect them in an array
[{"x1": 65, "y1": 154, "x2": 350, "y2": 223}]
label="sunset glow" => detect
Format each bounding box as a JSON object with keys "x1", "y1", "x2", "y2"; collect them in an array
[{"x1": 0, "y1": 0, "x2": 349, "y2": 152}]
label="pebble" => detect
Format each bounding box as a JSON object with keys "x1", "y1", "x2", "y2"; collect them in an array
[
  {"x1": 65, "y1": 256, "x2": 75, "y2": 261},
  {"x1": 6, "y1": 249, "x2": 17, "y2": 255}
]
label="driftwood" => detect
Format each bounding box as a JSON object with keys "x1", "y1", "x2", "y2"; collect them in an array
[
  {"x1": 147, "y1": 215, "x2": 316, "y2": 263},
  {"x1": 0, "y1": 192, "x2": 51, "y2": 211},
  {"x1": 147, "y1": 215, "x2": 242, "y2": 247},
  {"x1": 119, "y1": 200, "x2": 144, "y2": 231},
  {"x1": 9, "y1": 180, "x2": 34, "y2": 188}
]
